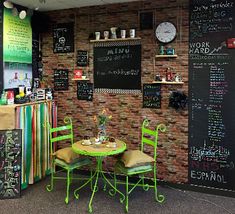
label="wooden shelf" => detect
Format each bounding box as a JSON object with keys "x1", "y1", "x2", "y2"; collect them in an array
[
  {"x1": 155, "y1": 54, "x2": 178, "y2": 58},
  {"x1": 90, "y1": 37, "x2": 141, "y2": 43},
  {"x1": 72, "y1": 78, "x2": 90, "y2": 81},
  {"x1": 152, "y1": 81, "x2": 184, "y2": 85}
]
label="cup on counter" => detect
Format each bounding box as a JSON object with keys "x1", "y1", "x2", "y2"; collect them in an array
[
  {"x1": 104, "y1": 30, "x2": 109, "y2": 39},
  {"x1": 121, "y1": 29, "x2": 126, "y2": 39},
  {"x1": 95, "y1": 31, "x2": 101, "y2": 40},
  {"x1": 129, "y1": 29, "x2": 136, "y2": 38}
]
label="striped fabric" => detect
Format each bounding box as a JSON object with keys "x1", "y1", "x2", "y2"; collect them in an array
[{"x1": 15, "y1": 101, "x2": 57, "y2": 189}]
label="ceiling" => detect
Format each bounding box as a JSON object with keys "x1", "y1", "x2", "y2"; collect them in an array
[{"x1": 10, "y1": 0, "x2": 140, "y2": 11}]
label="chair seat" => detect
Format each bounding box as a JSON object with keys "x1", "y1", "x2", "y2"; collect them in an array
[
  {"x1": 115, "y1": 160, "x2": 153, "y2": 176},
  {"x1": 55, "y1": 158, "x2": 92, "y2": 170}
]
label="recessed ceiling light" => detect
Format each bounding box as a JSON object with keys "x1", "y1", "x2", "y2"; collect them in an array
[{"x1": 3, "y1": 1, "x2": 14, "y2": 9}]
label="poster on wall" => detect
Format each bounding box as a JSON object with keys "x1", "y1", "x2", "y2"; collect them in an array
[
  {"x1": 93, "y1": 40, "x2": 141, "y2": 94},
  {"x1": 3, "y1": 8, "x2": 32, "y2": 89},
  {"x1": 0, "y1": 130, "x2": 22, "y2": 199},
  {"x1": 189, "y1": 0, "x2": 235, "y2": 191},
  {"x1": 143, "y1": 84, "x2": 161, "y2": 108}
]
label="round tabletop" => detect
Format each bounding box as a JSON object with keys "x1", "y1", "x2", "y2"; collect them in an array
[{"x1": 72, "y1": 139, "x2": 126, "y2": 157}]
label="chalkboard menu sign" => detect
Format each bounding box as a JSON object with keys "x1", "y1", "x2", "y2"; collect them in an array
[
  {"x1": 143, "y1": 84, "x2": 161, "y2": 108},
  {"x1": 94, "y1": 41, "x2": 141, "y2": 93},
  {"x1": 53, "y1": 22, "x2": 74, "y2": 53},
  {"x1": 77, "y1": 50, "x2": 88, "y2": 66},
  {"x1": 77, "y1": 81, "x2": 93, "y2": 101},
  {"x1": 0, "y1": 130, "x2": 21, "y2": 199},
  {"x1": 189, "y1": 0, "x2": 235, "y2": 191},
  {"x1": 54, "y1": 69, "x2": 69, "y2": 91}
]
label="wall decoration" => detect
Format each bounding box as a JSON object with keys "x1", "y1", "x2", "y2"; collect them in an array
[
  {"x1": 3, "y1": 7, "x2": 32, "y2": 89},
  {"x1": 94, "y1": 40, "x2": 141, "y2": 94},
  {"x1": 77, "y1": 81, "x2": 93, "y2": 101},
  {"x1": 77, "y1": 50, "x2": 88, "y2": 66},
  {"x1": 143, "y1": 83, "x2": 161, "y2": 108},
  {"x1": 53, "y1": 22, "x2": 74, "y2": 53},
  {"x1": 139, "y1": 11, "x2": 154, "y2": 30},
  {"x1": 0, "y1": 129, "x2": 22, "y2": 199},
  {"x1": 54, "y1": 69, "x2": 69, "y2": 91},
  {"x1": 189, "y1": 0, "x2": 235, "y2": 191}
]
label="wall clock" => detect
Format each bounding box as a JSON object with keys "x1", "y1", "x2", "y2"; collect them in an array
[{"x1": 155, "y1": 22, "x2": 177, "y2": 43}]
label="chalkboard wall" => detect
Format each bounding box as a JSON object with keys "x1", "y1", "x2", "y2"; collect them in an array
[
  {"x1": 94, "y1": 40, "x2": 141, "y2": 93},
  {"x1": 0, "y1": 130, "x2": 21, "y2": 199},
  {"x1": 189, "y1": 0, "x2": 235, "y2": 190}
]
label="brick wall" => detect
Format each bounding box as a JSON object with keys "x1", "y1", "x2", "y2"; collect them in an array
[{"x1": 41, "y1": 0, "x2": 189, "y2": 184}]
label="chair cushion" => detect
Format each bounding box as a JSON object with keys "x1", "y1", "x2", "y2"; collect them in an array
[
  {"x1": 53, "y1": 147, "x2": 80, "y2": 164},
  {"x1": 120, "y1": 150, "x2": 154, "y2": 168},
  {"x1": 54, "y1": 158, "x2": 91, "y2": 170},
  {"x1": 115, "y1": 161, "x2": 153, "y2": 175}
]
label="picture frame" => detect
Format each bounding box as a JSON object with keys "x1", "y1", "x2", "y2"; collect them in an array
[{"x1": 139, "y1": 11, "x2": 155, "y2": 30}]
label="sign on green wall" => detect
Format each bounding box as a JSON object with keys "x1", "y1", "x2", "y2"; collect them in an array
[{"x1": 3, "y1": 8, "x2": 32, "y2": 64}]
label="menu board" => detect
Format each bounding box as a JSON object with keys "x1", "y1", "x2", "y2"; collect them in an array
[
  {"x1": 189, "y1": 0, "x2": 235, "y2": 190},
  {"x1": 77, "y1": 50, "x2": 88, "y2": 66},
  {"x1": 94, "y1": 41, "x2": 141, "y2": 93},
  {"x1": 143, "y1": 84, "x2": 161, "y2": 108},
  {"x1": 53, "y1": 22, "x2": 74, "y2": 53},
  {"x1": 77, "y1": 81, "x2": 93, "y2": 101},
  {"x1": 0, "y1": 130, "x2": 21, "y2": 199},
  {"x1": 54, "y1": 69, "x2": 69, "y2": 91}
]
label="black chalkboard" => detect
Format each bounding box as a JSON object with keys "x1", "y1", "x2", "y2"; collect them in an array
[
  {"x1": 143, "y1": 84, "x2": 161, "y2": 108},
  {"x1": 53, "y1": 23, "x2": 74, "y2": 53},
  {"x1": 0, "y1": 130, "x2": 21, "y2": 199},
  {"x1": 77, "y1": 50, "x2": 88, "y2": 66},
  {"x1": 94, "y1": 41, "x2": 141, "y2": 92},
  {"x1": 54, "y1": 69, "x2": 69, "y2": 91},
  {"x1": 77, "y1": 81, "x2": 93, "y2": 101},
  {"x1": 189, "y1": 0, "x2": 235, "y2": 191},
  {"x1": 139, "y1": 11, "x2": 154, "y2": 30}
]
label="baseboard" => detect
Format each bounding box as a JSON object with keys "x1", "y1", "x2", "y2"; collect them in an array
[{"x1": 75, "y1": 169, "x2": 235, "y2": 198}]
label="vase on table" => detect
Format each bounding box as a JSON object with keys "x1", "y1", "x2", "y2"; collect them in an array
[{"x1": 98, "y1": 124, "x2": 107, "y2": 143}]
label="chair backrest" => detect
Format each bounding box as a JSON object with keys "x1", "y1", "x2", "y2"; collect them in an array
[
  {"x1": 141, "y1": 119, "x2": 166, "y2": 162},
  {"x1": 48, "y1": 117, "x2": 73, "y2": 154}
]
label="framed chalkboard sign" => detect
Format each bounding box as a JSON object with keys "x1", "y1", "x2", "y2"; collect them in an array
[
  {"x1": 94, "y1": 40, "x2": 141, "y2": 93},
  {"x1": 77, "y1": 81, "x2": 93, "y2": 101},
  {"x1": 53, "y1": 22, "x2": 74, "y2": 53},
  {"x1": 0, "y1": 130, "x2": 22, "y2": 199},
  {"x1": 54, "y1": 69, "x2": 69, "y2": 91},
  {"x1": 143, "y1": 84, "x2": 161, "y2": 108},
  {"x1": 77, "y1": 50, "x2": 88, "y2": 66}
]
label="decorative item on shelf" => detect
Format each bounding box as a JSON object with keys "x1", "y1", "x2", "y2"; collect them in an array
[
  {"x1": 129, "y1": 28, "x2": 136, "y2": 38},
  {"x1": 45, "y1": 88, "x2": 53, "y2": 100},
  {"x1": 36, "y1": 89, "x2": 45, "y2": 100},
  {"x1": 95, "y1": 31, "x2": 101, "y2": 40},
  {"x1": 155, "y1": 73, "x2": 162, "y2": 81},
  {"x1": 121, "y1": 29, "x2": 126, "y2": 38},
  {"x1": 159, "y1": 45, "x2": 165, "y2": 55},
  {"x1": 93, "y1": 109, "x2": 112, "y2": 143},
  {"x1": 174, "y1": 73, "x2": 182, "y2": 82},
  {"x1": 165, "y1": 67, "x2": 174, "y2": 82},
  {"x1": 73, "y1": 69, "x2": 83, "y2": 79},
  {"x1": 169, "y1": 91, "x2": 188, "y2": 110},
  {"x1": 7, "y1": 90, "x2": 14, "y2": 105},
  {"x1": 104, "y1": 30, "x2": 109, "y2": 39},
  {"x1": 110, "y1": 27, "x2": 117, "y2": 39},
  {"x1": 0, "y1": 92, "x2": 7, "y2": 105},
  {"x1": 166, "y1": 46, "x2": 175, "y2": 55}
]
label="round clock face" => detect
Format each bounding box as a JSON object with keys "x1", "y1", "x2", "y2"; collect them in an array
[{"x1": 155, "y1": 22, "x2": 177, "y2": 43}]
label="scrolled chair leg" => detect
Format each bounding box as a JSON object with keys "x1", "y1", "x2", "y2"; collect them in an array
[{"x1": 46, "y1": 170, "x2": 54, "y2": 192}]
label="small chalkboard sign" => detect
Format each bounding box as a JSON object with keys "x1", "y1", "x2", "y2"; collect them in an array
[
  {"x1": 54, "y1": 69, "x2": 69, "y2": 91},
  {"x1": 77, "y1": 81, "x2": 93, "y2": 101},
  {"x1": 77, "y1": 50, "x2": 88, "y2": 66},
  {"x1": 53, "y1": 22, "x2": 74, "y2": 53},
  {"x1": 143, "y1": 84, "x2": 161, "y2": 108},
  {"x1": 0, "y1": 130, "x2": 21, "y2": 199},
  {"x1": 139, "y1": 11, "x2": 154, "y2": 30}
]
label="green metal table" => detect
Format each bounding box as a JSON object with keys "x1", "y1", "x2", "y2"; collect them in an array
[{"x1": 72, "y1": 139, "x2": 126, "y2": 213}]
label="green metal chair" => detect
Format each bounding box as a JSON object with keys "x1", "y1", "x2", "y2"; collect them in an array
[
  {"x1": 113, "y1": 119, "x2": 166, "y2": 212},
  {"x1": 46, "y1": 117, "x2": 92, "y2": 204}
]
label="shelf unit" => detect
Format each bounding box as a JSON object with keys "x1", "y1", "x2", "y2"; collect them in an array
[
  {"x1": 90, "y1": 37, "x2": 141, "y2": 43},
  {"x1": 152, "y1": 81, "x2": 184, "y2": 85},
  {"x1": 155, "y1": 54, "x2": 178, "y2": 58}
]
